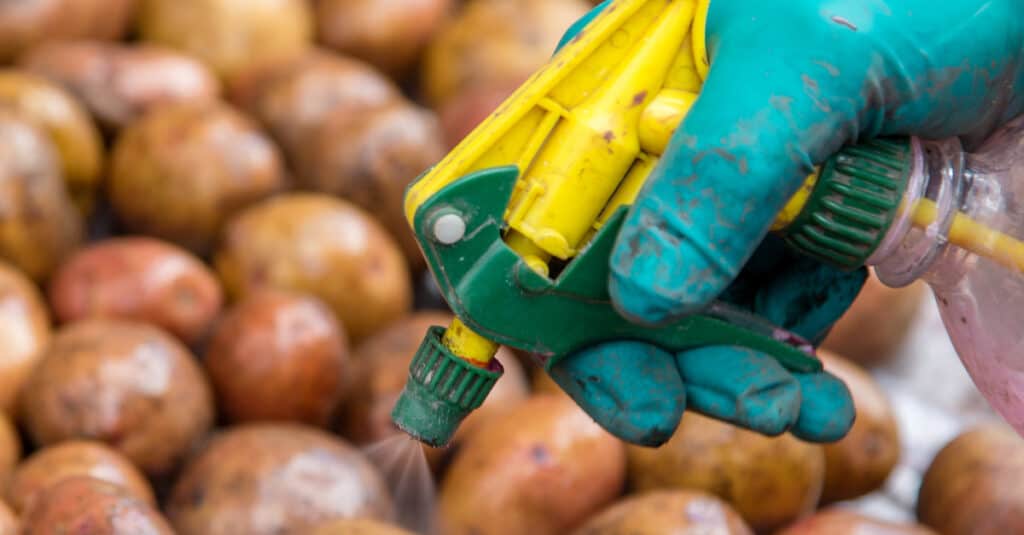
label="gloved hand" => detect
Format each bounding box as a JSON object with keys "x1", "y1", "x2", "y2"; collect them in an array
[{"x1": 546, "y1": 0, "x2": 1024, "y2": 446}]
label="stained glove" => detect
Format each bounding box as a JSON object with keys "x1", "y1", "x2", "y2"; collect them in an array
[{"x1": 547, "y1": 0, "x2": 1024, "y2": 446}]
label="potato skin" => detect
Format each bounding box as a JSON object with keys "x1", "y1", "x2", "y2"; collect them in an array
[
  {"x1": 438, "y1": 82, "x2": 519, "y2": 148},
  {"x1": 204, "y1": 289, "x2": 349, "y2": 427},
  {"x1": 0, "y1": 0, "x2": 138, "y2": 62},
  {"x1": 166, "y1": 424, "x2": 395, "y2": 535},
  {"x1": 421, "y1": 0, "x2": 590, "y2": 106},
  {"x1": 0, "y1": 261, "x2": 51, "y2": 415},
  {"x1": 21, "y1": 476, "x2": 173, "y2": 535},
  {"x1": 215, "y1": 193, "x2": 412, "y2": 343},
  {"x1": 440, "y1": 394, "x2": 626, "y2": 535},
  {"x1": 627, "y1": 413, "x2": 825, "y2": 533},
  {"x1": 21, "y1": 41, "x2": 222, "y2": 131},
  {"x1": 0, "y1": 500, "x2": 15, "y2": 535},
  {"x1": 0, "y1": 110, "x2": 83, "y2": 282},
  {"x1": 917, "y1": 423, "x2": 1024, "y2": 535},
  {"x1": 572, "y1": 490, "x2": 753, "y2": 535},
  {"x1": 138, "y1": 0, "x2": 313, "y2": 80},
  {"x1": 0, "y1": 414, "x2": 20, "y2": 490},
  {"x1": 0, "y1": 70, "x2": 104, "y2": 215},
  {"x1": 109, "y1": 101, "x2": 287, "y2": 254},
  {"x1": 309, "y1": 518, "x2": 414, "y2": 535},
  {"x1": 48, "y1": 237, "x2": 223, "y2": 346},
  {"x1": 7, "y1": 440, "x2": 155, "y2": 513},
  {"x1": 818, "y1": 350, "x2": 900, "y2": 504},
  {"x1": 316, "y1": 0, "x2": 453, "y2": 77},
  {"x1": 777, "y1": 509, "x2": 938, "y2": 535},
  {"x1": 19, "y1": 319, "x2": 215, "y2": 476}
]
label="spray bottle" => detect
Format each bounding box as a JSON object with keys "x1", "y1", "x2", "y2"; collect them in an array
[{"x1": 391, "y1": 0, "x2": 1024, "y2": 445}]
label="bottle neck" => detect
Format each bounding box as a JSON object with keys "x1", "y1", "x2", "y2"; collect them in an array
[{"x1": 870, "y1": 137, "x2": 971, "y2": 289}]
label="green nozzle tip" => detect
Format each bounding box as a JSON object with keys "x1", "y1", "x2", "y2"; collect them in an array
[
  {"x1": 783, "y1": 138, "x2": 914, "y2": 269},
  {"x1": 391, "y1": 326, "x2": 502, "y2": 448}
]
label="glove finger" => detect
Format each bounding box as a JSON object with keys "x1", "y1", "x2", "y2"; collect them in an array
[
  {"x1": 609, "y1": 41, "x2": 855, "y2": 325},
  {"x1": 676, "y1": 346, "x2": 801, "y2": 436},
  {"x1": 790, "y1": 370, "x2": 855, "y2": 443},
  {"x1": 549, "y1": 341, "x2": 685, "y2": 446}
]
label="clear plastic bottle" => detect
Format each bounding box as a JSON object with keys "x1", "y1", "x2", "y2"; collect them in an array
[{"x1": 854, "y1": 115, "x2": 1024, "y2": 435}]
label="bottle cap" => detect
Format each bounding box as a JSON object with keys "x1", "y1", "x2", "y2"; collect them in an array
[
  {"x1": 781, "y1": 138, "x2": 914, "y2": 269},
  {"x1": 391, "y1": 326, "x2": 502, "y2": 448}
]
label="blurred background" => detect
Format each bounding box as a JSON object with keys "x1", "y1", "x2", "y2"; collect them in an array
[{"x1": 0, "y1": 0, "x2": 1014, "y2": 534}]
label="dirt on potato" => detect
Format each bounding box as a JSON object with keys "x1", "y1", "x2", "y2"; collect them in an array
[
  {"x1": 0, "y1": 261, "x2": 51, "y2": 415},
  {"x1": 20, "y1": 476, "x2": 173, "y2": 535},
  {"x1": 166, "y1": 423, "x2": 395, "y2": 535}
]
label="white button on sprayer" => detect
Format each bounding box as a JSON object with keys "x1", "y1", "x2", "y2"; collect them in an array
[{"x1": 433, "y1": 213, "x2": 466, "y2": 245}]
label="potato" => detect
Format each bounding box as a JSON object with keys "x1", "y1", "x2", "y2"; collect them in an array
[
  {"x1": 917, "y1": 423, "x2": 1024, "y2": 534},
  {"x1": 818, "y1": 350, "x2": 900, "y2": 504},
  {"x1": 315, "y1": 0, "x2": 453, "y2": 78},
  {"x1": 19, "y1": 319, "x2": 215, "y2": 476},
  {"x1": 0, "y1": 0, "x2": 137, "y2": 62},
  {"x1": 48, "y1": 237, "x2": 223, "y2": 346},
  {"x1": 166, "y1": 423, "x2": 395, "y2": 535},
  {"x1": 298, "y1": 101, "x2": 444, "y2": 271},
  {"x1": 421, "y1": 0, "x2": 590, "y2": 106},
  {"x1": 339, "y1": 311, "x2": 529, "y2": 446},
  {"x1": 0, "y1": 261, "x2": 50, "y2": 414},
  {"x1": 573, "y1": 490, "x2": 752, "y2": 535},
  {"x1": 310, "y1": 518, "x2": 414, "y2": 535},
  {"x1": 0, "y1": 70, "x2": 102, "y2": 216},
  {"x1": 109, "y1": 101, "x2": 287, "y2": 254},
  {"x1": 439, "y1": 82, "x2": 519, "y2": 148},
  {"x1": 440, "y1": 394, "x2": 625, "y2": 535},
  {"x1": 7, "y1": 441, "x2": 155, "y2": 513},
  {"x1": 0, "y1": 500, "x2": 14, "y2": 535},
  {"x1": 627, "y1": 413, "x2": 824, "y2": 533},
  {"x1": 215, "y1": 193, "x2": 412, "y2": 343},
  {"x1": 138, "y1": 0, "x2": 313, "y2": 81},
  {"x1": 0, "y1": 414, "x2": 20, "y2": 490},
  {"x1": 0, "y1": 111, "x2": 83, "y2": 282},
  {"x1": 777, "y1": 509, "x2": 938, "y2": 535},
  {"x1": 21, "y1": 476, "x2": 173, "y2": 535},
  {"x1": 823, "y1": 269, "x2": 926, "y2": 366},
  {"x1": 229, "y1": 50, "x2": 400, "y2": 160},
  {"x1": 204, "y1": 289, "x2": 349, "y2": 427},
  {"x1": 21, "y1": 41, "x2": 221, "y2": 131}
]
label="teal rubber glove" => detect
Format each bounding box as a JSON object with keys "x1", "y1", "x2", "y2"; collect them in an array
[{"x1": 545, "y1": 0, "x2": 1024, "y2": 446}]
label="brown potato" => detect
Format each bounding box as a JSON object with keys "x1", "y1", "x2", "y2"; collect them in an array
[
  {"x1": 109, "y1": 101, "x2": 287, "y2": 254},
  {"x1": 204, "y1": 289, "x2": 349, "y2": 427},
  {"x1": 0, "y1": 414, "x2": 20, "y2": 489},
  {"x1": 573, "y1": 490, "x2": 752, "y2": 535},
  {"x1": 0, "y1": 70, "x2": 102, "y2": 216},
  {"x1": 48, "y1": 237, "x2": 223, "y2": 346},
  {"x1": 339, "y1": 311, "x2": 529, "y2": 446},
  {"x1": 627, "y1": 413, "x2": 824, "y2": 533},
  {"x1": 7, "y1": 440, "x2": 155, "y2": 513},
  {"x1": 823, "y1": 269, "x2": 926, "y2": 366},
  {"x1": 19, "y1": 319, "x2": 214, "y2": 476},
  {"x1": 438, "y1": 82, "x2": 519, "y2": 148},
  {"x1": 310, "y1": 518, "x2": 414, "y2": 535},
  {"x1": 777, "y1": 509, "x2": 938, "y2": 535},
  {"x1": 0, "y1": 110, "x2": 83, "y2": 282},
  {"x1": 440, "y1": 394, "x2": 625, "y2": 535},
  {"x1": 21, "y1": 476, "x2": 173, "y2": 535},
  {"x1": 229, "y1": 50, "x2": 400, "y2": 161},
  {"x1": 421, "y1": 0, "x2": 590, "y2": 106},
  {"x1": 0, "y1": 261, "x2": 51, "y2": 414},
  {"x1": 316, "y1": 0, "x2": 453, "y2": 78},
  {"x1": 215, "y1": 193, "x2": 412, "y2": 343},
  {"x1": 917, "y1": 423, "x2": 1024, "y2": 534},
  {"x1": 21, "y1": 41, "x2": 221, "y2": 131},
  {"x1": 298, "y1": 101, "x2": 444, "y2": 272},
  {"x1": 0, "y1": 500, "x2": 15, "y2": 535},
  {"x1": 818, "y1": 350, "x2": 900, "y2": 504},
  {"x1": 138, "y1": 0, "x2": 313, "y2": 81},
  {"x1": 0, "y1": 0, "x2": 137, "y2": 62},
  {"x1": 166, "y1": 423, "x2": 395, "y2": 535}
]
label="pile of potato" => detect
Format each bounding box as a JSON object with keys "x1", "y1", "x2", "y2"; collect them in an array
[{"x1": 0, "y1": 0, "x2": 1012, "y2": 534}]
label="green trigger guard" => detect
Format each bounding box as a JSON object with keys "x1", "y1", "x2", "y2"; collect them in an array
[{"x1": 412, "y1": 165, "x2": 823, "y2": 374}]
